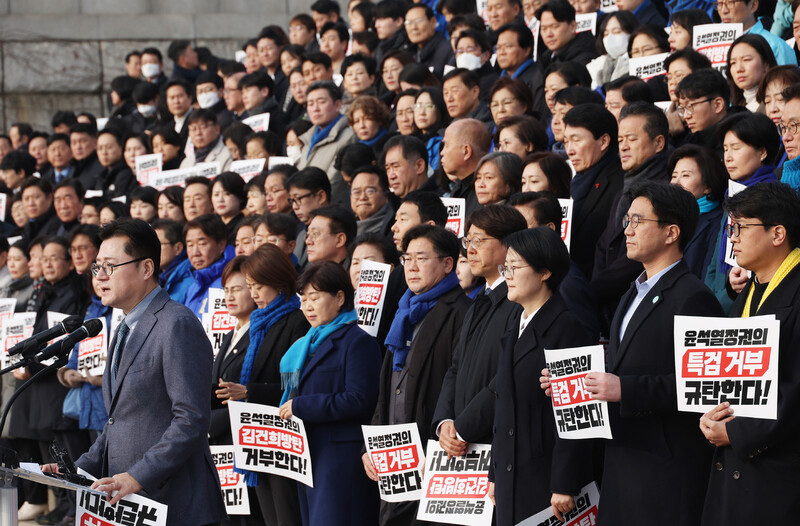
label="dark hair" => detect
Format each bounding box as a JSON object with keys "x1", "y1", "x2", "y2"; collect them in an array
[
  {"x1": 619, "y1": 102, "x2": 669, "y2": 142},
  {"x1": 297, "y1": 260, "x2": 355, "y2": 311},
  {"x1": 98, "y1": 218, "x2": 161, "y2": 281},
  {"x1": 311, "y1": 0, "x2": 341, "y2": 15},
  {"x1": 239, "y1": 70, "x2": 275, "y2": 94},
  {"x1": 401, "y1": 190, "x2": 448, "y2": 227},
  {"x1": 54, "y1": 178, "x2": 85, "y2": 199},
  {"x1": 111, "y1": 76, "x2": 139, "y2": 101},
  {"x1": 10, "y1": 239, "x2": 29, "y2": 259},
  {"x1": 563, "y1": 103, "x2": 618, "y2": 152},
  {"x1": 70, "y1": 122, "x2": 98, "y2": 139},
  {"x1": 437, "y1": 0, "x2": 478, "y2": 16},
  {"x1": 309, "y1": 205, "x2": 358, "y2": 246},
  {"x1": 41, "y1": 236, "x2": 71, "y2": 262},
  {"x1": 443, "y1": 68, "x2": 481, "y2": 92},
  {"x1": 151, "y1": 126, "x2": 182, "y2": 147},
  {"x1": 376, "y1": 0, "x2": 407, "y2": 20},
  {"x1": 465, "y1": 204, "x2": 527, "y2": 240},
  {"x1": 596, "y1": 11, "x2": 640, "y2": 55},
  {"x1": 267, "y1": 164, "x2": 299, "y2": 184},
  {"x1": 398, "y1": 63, "x2": 440, "y2": 88},
  {"x1": 725, "y1": 182, "x2": 800, "y2": 247},
  {"x1": 101, "y1": 201, "x2": 129, "y2": 221},
  {"x1": 247, "y1": 131, "x2": 283, "y2": 157},
  {"x1": 10, "y1": 122, "x2": 33, "y2": 139},
  {"x1": 351, "y1": 232, "x2": 400, "y2": 266},
  {"x1": 141, "y1": 47, "x2": 163, "y2": 62},
  {"x1": 726, "y1": 34, "x2": 777, "y2": 107},
  {"x1": 151, "y1": 218, "x2": 184, "y2": 245},
  {"x1": 20, "y1": 176, "x2": 53, "y2": 195},
  {"x1": 164, "y1": 79, "x2": 192, "y2": 98},
  {"x1": 159, "y1": 186, "x2": 184, "y2": 212},
  {"x1": 508, "y1": 191, "x2": 563, "y2": 226},
  {"x1": 717, "y1": 112, "x2": 781, "y2": 166},
  {"x1": 401, "y1": 224, "x2": 460, "y2": 265},
  {"x1": 535, "y1": 0, "x2": 576, "y2": 23},
  {"x1": 130, "y1": 186, "x2": 158, "y2": 207},
  {"x1": 125, "y1": 133, "x2": 151, "y2": 155},
  {"x1": 185, "y1": 176, "x2": 213, "y2": 194},
  {"x1": 221, "y1": 255, "x2": 247, "y2": 288},
  {"x1": 757, "y1": 65, "x2": 800, "y2": 103},
  {"x1": 675, "y1": 68, "x2": 730, "y2": 105},
  {"x1": 240, "y1": 243, "x2": 298, "y2": 295},
  {"x1": 46, "y1": 133, "x2": 70, "y2": 148},
  {"x1": 544, "y1": 62, "x2": 592, "y2": 88},
  {"x1": 244, "y1": 174, "x2": 267, "y2": 197},
  {"x1": 603, "y1": 75, "x2": 655, "y2": 105},
  {"x1": 212, "y1": 172, "x2": 247, "y2": 208},
  {"x1": 497, "y1": 22, "x2": 534, "y2": 57},
  {"x1": 667, "y1": 145, "x2": 728, "y2": 203},
  {"x1": 489, "y1": 77, "x2": 534, "y2": 114},
  {"x1": 414, "y1": 87, "x2": 450, "y2": 134},
  {"x1": 222, "y1": 123, "x2": 254, "y2": 156},
  {"x1": 307, "y1": 80, "x2": 343, "y2": 101},
  {"x1": 291, "y1": 13, "x2": 316, "y2": 30},
  {"x1": 406, "y1": 3, "x2": 435, "y2": 20},
  {"x1": 0, "y1": 150, "x2": 36, "y2": 177},
  {"x1": 167, "y1": 39, "x2": 191, "y2": 63},
  {"x1": 504, "y1": 226, "x2": 570, "y2": 291},
  {"x1": 187, "y1": 108, "x2": 218, "y2": 126},
  {"x1": 97, "y1": 127, "x2": 123, "y2": 147},
  {"x1": 258, "y1": 25, "x2": 288, "y2": 46},
  {"x1": 342, "y1": 53, "x2": 378, "y2": 80},
  {"x1": 626, "y1": 182, "x2": 698, "y2": 252},
  {"x1": 334, "y1": 143, "x2": 378, "y2": 177},
  {"x1": 68, "y1": 223, "x2": 102, "y2": 249},
  {"x1": 196, "y1": 71, "x2": 223, "y2": 89},
  {"x1": 287, "y1": 167, "x2": 332, "y2": 201},
  {"x1": 51, "y1": 111, "x2": 77, "y2": 130},
  {"x1": 627, "y1": 25, "x2": 670, "y2": 56},
  {"x1": 262, "y1": 213, "x2": 299, "y2": 240},
  {"x1": 553, "y1": 85, "x2": 604, "y2": 107},
  {"x1": 320, "y1": 21, "x2": 350, "y2": 43},
  {"x1": 287, "y1": 119, "x2": 314, "y2": 140},
  {"x1": 521, "y1": 152, "x2": 572, "y2": 198},
  {"x1": 353, "y1": 31, "x2": 380, "y2": 53},
  {"x1": 352, "y1": 2, "x2": 377, "y2": 29},
  {"x1": 663, "y1": 48, "x2": 712, "y2": 73},
  {"x1": 352, "y1": 164, "x2": 390, "y2": 194},
  {"x1": 183, "y1": 213, "x2": 228, "y2": 242},
  {"x1": 455, "y1": 29, "x2": 492, "y2": 54},
  {"x1": 303, "y1": 51, "x2": 333, "y2": 70},
  {"x1": 447, "y1": 14, "x2": 488, "y2": 36},
  {"x1": 384, "y1": 135, "x2": 428, "y2": 167},
  {"x1": 670, "y1": 9, "x2": 712, "y2": 43},
  {"x1": 782, "y1": 82, "x2": 800, "y2": 105}
]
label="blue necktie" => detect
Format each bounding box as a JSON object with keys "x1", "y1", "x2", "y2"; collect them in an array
[{"x1": 111, "y1": 321, "x2": 129, "y2": 387}]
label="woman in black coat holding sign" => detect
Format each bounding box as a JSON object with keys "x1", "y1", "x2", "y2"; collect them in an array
[{"x1": 488, "y1": 227, "x2": 595, "y2": 526}]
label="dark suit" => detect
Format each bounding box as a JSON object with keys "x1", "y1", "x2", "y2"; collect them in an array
[
  {"x1": 76, "y1": 289, "x2": 225, "y2": 526},
  {"x1": 291, "y1": 322, "x2": 383, "y2": 526},
  {"x1": 598, "y1": 260, "x2": 722, "y2": 526},
  {"x1": 702, "y1": 262, "x2": 800, "y2": 525},
  {"x1": 490, "y1": 294, "x2": 595, "y2": 526}
]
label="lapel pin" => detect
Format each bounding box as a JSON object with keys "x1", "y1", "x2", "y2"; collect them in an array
[{"x1": 652, "y1": 295, "x2": 659, "y2": 304}]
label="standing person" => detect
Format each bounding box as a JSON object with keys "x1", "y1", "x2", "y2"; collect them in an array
[
  {"x1": 47, "y1": 218, "x2": 226, "y2": 526},
  {"x1": 278, "y1": 261, "x2": 382, "y2": 526},
  {"x1": 700, "y1": 183, "x2": 800, "y2": 525}
]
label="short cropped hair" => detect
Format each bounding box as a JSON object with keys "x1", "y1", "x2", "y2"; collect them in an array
[
  {"x1": 465, "y1": 204, "x2": 527, "y2": 240},
  {"x1": 401, "y1": 190, "x2": 448, "y2": 227},
  {"x1": 503, "y1": 226, "x2": 570, "y2": 291},
  {"x1": 297, "y1": 261, "x2": 355, "y2": 311},
  {"x1": 508, "y1": 191, "x2": 563, "y2": 226},
  {"x1": 98, "y1": 218, "x2": 161, "y2": 281},
  {"x1": 309, "y1": 205, "x2": 358, "y2": 246},
  {"x1": 287, "y1": 167, "x2": 332, "y2": 201},
  {"x1": 401, "y1": 224, "x2": 460, "y2": 264},
  {"x1": 725, "y1": 182, "x2": 800, "y2": 248},
  {"x1": 563, "y1": 104, "x2": 618, "y2": 152},
  {"x1": 183, "y1": 213, "x2": 228, "y2": 243},
  {"x1": 626, "y1": 182, "x2": 698, "y2": 252}
]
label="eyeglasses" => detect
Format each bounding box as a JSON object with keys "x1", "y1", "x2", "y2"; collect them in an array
[
  {"x1": 90, "y1": 257, "x2": 145, "y2": 277},
  {"x1": 455, "y1": 47, "x2": 479, "y2": 56},
  {"x1": 676, "y1": 99, "x2": 711, "y2": 117},
  {"x1": 623, "y1": 214, "x2": 671, "y2": 229},
  {"x1": 724, "y1": 222, "x2": 776, "y2": 238},
  {"x1": 288, "y1": 192, "x2": 314, "y2": 207},
  {"x1": 498, "y1": 263, "x2": 530, "y2": 279},
  {"x1": 713, "y1": 0, "x2": 745, "y2": 10},
  {"x1": 496, "y1": 43, "x2": 519, "y2": 52},
  {"x1": 223, "y1": 285, "x2": 245, "y2": 295},
  {"x1": 630, "y1": 46, "x2": 658, "y2": 57},
  {"x1": 351, "y1": 187, "x2": 380, "y2": 198},
  {"x1": 414, "y1": 103, "x2": 435, "y2": 111},
  {"x1": 404, "y1": 16, "x2": 427, "y2": 27},
  {"x1": 778, "y1": 121, "x2": 800, "y2": 136},
  {"x1": 490, "y1": 98, "x2": 518, "y2": 111},
  {"x1": 188, "y1": 122, "x2": 214, "y2": 134},
  {"x1": 461, "y1": 236, "x2": 496, "y2": 249},
  {"x1": 306, "y1": 230, "x2": 330, "y2": 243},
  {"x1": 400, "y1": 253, "x2": 443, "y2": 266}
]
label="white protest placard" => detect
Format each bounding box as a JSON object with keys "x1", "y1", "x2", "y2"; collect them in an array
[
  {"x1": 268, "y1": 156, "x2": 293, "y2": 169},
  {"x1": 417, "y1": 440, "x2": 493, "y2": 526},
  {"x1": 7, "y1": 235, "x2": 21, "y2": 246},
  {"x1": 545, "y1": 345, "x2": 613, "y2": 439},
  {"x1": 693, "y1": 23, "x2": 743, "y2": 71},
  {"x1": 575, "y1": 12, "x2": 597, "y2": 35},
  {"x1": 243, "y1": 113, "x2": 271, "y2": 133},
  {"x1": 628, "y1": 52, "x2": 668, "y2": 81},
  {"x1": 0, "y1": 192, "x2": 6, "y2": 222},
  {"x1": 516, "y1": 481, "x2": 600, "y2": 526},
  {"x1": 227, "y1": 400, "x2": 314, "y2": 487},
  {"x1": 230, "y1": 158, "x2": 266, "y2": 182},
  {"x1": 655, "y1": 100, "x2": 672, "y2": 112},
  {"x1": 96, "y1": 118, "x2": 109, "y2": 131},
  {"x1": 150, "y1": 168, "x2": 191, "y2": 191},
  {"x1": 192, "y1": 162, "x2": 222, "y2": 179},
  {"x1": 558, "y1": 198, "x2": 573, "y2": 252},
  {"x1": 600, "y1": 0, "x2": 618, "y2": 11},
  {"x1": 112, "y1": 195, "x2": 127, "y2": 204},
  {"x1": 210, "y1": 445, "x2": 251, "y2": 515},
  {"x1": 441, "y1": 197, "x2": 466, "y2": 238},
  {"x1": 203, "y1": 288, "x2": 237, "y2": 358},
  {"x1": 724, "y1": 179, "x2": 747, "y2": 267},
  {"x1": 76, "y1": 486, "x2": 168, "y2": 526},
  {"x1": 355, "y1": 260, "x2": 391, "y2": 338},
  {"x1": 1, "y1": 312, "x2": 36, "y2": 369},
  {"x1": 135, "y1": 153, "x2": 162, "y2": 187},
  {"x1": 235, "y1": 50, "x2": 247, "y2": 63},
  {"x1": 77, "y1": 317, "x2": 107, "y2": 377},
  {"x1": 362, "y1": 424, "x2": 426, "y2": 503},
  {"x1": 0, "y1": 299, "x2": 16, "y2": 327},
  {"x1": 674, "y1": 315, "x2": 779, "y2": 419},
  {"x1": 85, "y1": 189, "x2": 104, "y2": 199}
]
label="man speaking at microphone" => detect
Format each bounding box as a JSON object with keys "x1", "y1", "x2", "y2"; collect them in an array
[{"x1": 45, "y1": 218, "x2": 225, "y2": 526}]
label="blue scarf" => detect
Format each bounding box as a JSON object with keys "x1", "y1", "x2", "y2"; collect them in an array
[
  {"x1": 235, "y1": 293, "x2": 300, "y2": 486},
  {"x1": 504, "y1": 58, "x2": 534, "y2": 80},
  {"x1": 384, "y1": 272, "x2": 459, "y2": 372},
  {"x1": 697, "y1": 195, "x2": 720, "y2": 215},
  {"x1": 306, "y1": 114, "x2": 343, "y2": 159},
  {"x1": 279, "y1": 309, "x2": 358, "y2": 404},
  {"x1": 360, "y1": 128, "x2": 388, "y2": 148},
  {"x1": 781, "y1": 156, "x2": 800, "y2": 191}
]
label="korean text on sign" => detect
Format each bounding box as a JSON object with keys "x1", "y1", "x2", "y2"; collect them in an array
[
  {"x1": 76, "y1": 487, "x2": 167, "y2": 526},
  {"x1": 516, "y1": 481, "x2": 600, "y2": 526},
  {"x1": 362, "y1": 424, "x2": 426, "y2": 502},
  {"x1": 693, "y1": 23, "x2": 743, "y2": 70},
  {"x1": 356, "y1": 260, "x2": 391, "y2": 337},
  {"x1": 210, "y1": 445, "x2": 251, "y2": 515}
]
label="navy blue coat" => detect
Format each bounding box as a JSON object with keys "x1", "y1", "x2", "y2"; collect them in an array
[{"x1": 291, "y1": 322, "x2": 382, "y2": 526}]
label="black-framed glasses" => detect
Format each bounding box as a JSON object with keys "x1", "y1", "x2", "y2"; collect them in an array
[
  {"x1": 713, "y1": 0, "x2": 745, "y2": 9},
  {"x1": 777, "y1": 121, "x2": 800, "y2": 136},
  {"x1": 498, "y1": 263, "x2": 530, "y2": 279},
  {"x1": 724, "y1": 222, "x2": 776, "y2": 238},
  {"x1": 288, "y1": 192, "x2": 314, "y2": 207},
  {"x1": 622, "y1": 214, "x2": 671, "y2": 230},
  {"x1": 90, "y1": 257, "x2": 145, "y2": 277},
  {"x1": 676, "y1": 99, "x2": 711, "y2": 117}
]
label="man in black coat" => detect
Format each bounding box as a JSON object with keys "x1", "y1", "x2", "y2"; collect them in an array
[
  {"x1": 432, "y1": 205, "x2": 527, "y2": 452},
  {"x1": 405, "y1": 4, "x2": 454, "y2": 79},
  {"x1": 240, "y1": 71, "x2": 288, "y2": 138},
  {"x1": 93, "y1": 129, "x2": 138, "y2": 199},
  {"x1": 69, "y1": 123, "x2": 104, "y2": 191},
  {"x1": 20, "y1": 178, "x2": 61, "y2": 241},
  {"x1": 700, "y1": 183, "x2": 800, "y2": 525},
  {"x1": 582, "y1": 182, "x2": 723, "y2": 526},
  {"x1": 536, "y1": 0, "x2": 599, "y2": 72},
  {"x1": 496, "y1": 22, "x2": 546, "y2": 120},
  {"x1": 440, "y1": 119, "x2": 492, "y2": 218}
]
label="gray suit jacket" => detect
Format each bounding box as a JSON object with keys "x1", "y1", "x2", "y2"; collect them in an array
[{"x1": 76, "y1": 289, "x2": 226, "y2": 526}]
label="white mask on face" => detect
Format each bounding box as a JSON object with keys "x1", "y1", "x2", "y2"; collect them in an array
[
  {"x1": 286, "y1": 145, "x2": 302, "y2": 164},
  {"x1": 197, "y1": 91, "x2": 220, "y2": 109},
  {"x1": 141, "y1": 63, "x2": 161, "y2": 79},
  {"x1": 137, "y1": 104, "x2": 157, "y2": 117},
  {"x1": 456, "y1": 53, "x2": 483, "y2": 71},
  {"x1": 603, "y1": 34, "x2": 630, "y2": 59}
]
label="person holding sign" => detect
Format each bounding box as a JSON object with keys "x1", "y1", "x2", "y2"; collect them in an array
[
  {"x1": 278, "y1": 261, "x2": 382, "y2": 526},
  {"x1": 715, "y1": 0, "x2": 797, "y2": 65},
  {"x1": 490, "y1": 227, "x2": 595, "y2": 525},
  {"x1": 701, "y1": 183, "x2": 800, "y2": 525},
  {"x1": 570, "y1": 182, "x2": 722, "y2": 525}
]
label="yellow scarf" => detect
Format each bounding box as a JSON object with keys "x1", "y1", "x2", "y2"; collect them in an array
[{"x1": 742, "y1": 248, "x2": 800, "y2": 317}]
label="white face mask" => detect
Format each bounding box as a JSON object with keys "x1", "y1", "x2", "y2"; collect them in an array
[
  {"x1": 456, "y1": 53, "x2": 483, "y2": 71},
  {"x1": 603, "y1": 34, "x2": 630, "y2": 59},
  {"x1": 286, "y1": 145, "x2": 302, "y2": 164},
  {"x1": 141, "y1": 63, "x2": 161, "y2": 79},
  {"x1": 137, "y1": 104, "x2": 157, "y2": 117},
  {"x1": 197, "y1": 91, "x2": 220, "y2": 109}
]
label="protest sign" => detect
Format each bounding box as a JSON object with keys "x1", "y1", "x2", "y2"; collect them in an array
[
  {"x1": 76, "y1": 486, "x2": 168, "y2": 526},
  {"x1": 516, "y1": 481, "x2": 600, "y2": 526},
  {"x1": 210, "y1": 445, "x2": 251, "y2": 515},
  {"x1": 355, "y1": 260, "x2": 391, "y2": 338},
  {"x1": 545, "y1": 345, "x2": 613, "y2": 439},
  {"x1": 230, "y1": 158, "x2": 266, "y2": 182},
  {"x1": 0, "y1": 192, "x2": 6, "y2": 222},
  {"x1": 45, "y1": 311, "x2": 71, "y2": 364},
  {"x1": 362, "y1": 424, "x2": 426, "y2": 502},
  {"x1": 0, "y1": 299, "x2": 16, "y2": 326},
  {"x1": 203, "y1": 288, "x2": 237, "y2": 358},
  {"x1": 674, "y1": 315, "x2": 779, "y2": 419},
  {"x1": 575, "y1": 13, "x2": 597, "y2": 34},
  {"x1": 600, "y1": 0, "x2": 618, "y2": 11},
  {"x1": 77, "y1": 317, "x2": 108, "y2": 377},
  {"x1": 96, "y1": 118, "x2": 109, "y2": 131},
  {"x1": 150, "y1": 168, "x2": 192, "y2": 191},
  {"x1": 134, "y1": 153, "x2": 162, "y2": 187},
  {"x1": 724, "y1": 179, "x2": 747, "y2": 268},
  {"x1": 243, "y1": 113, "x2": 271, "y2": 132},
  {"x1": 441, "y1": 197, "x2": 466, "y2": 237},
  {"x1": 530, "y1": 19, "x2": 539, "y2": 59},
  {"x1": 268, "y1": 156, "x2": 293, "y2": 169},
  {"x1": 558, "y1": 198, "x2": 574, "y2": 252},
  {"x1": 1, "y1": 312, "x2": 35, "y2": 369},
  {"x1": 628, "y1": 52, "x2": 668, "y2": 81},
  {"x1": 228, "y1": 400, "x2": 314, "y2": 487},
  {"x1": 693, "y1": 23, "x2": 743, "y2": 70}
]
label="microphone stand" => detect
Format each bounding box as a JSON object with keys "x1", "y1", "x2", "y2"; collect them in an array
[{"x1": 0, "y1": 342, "x2": 47, "y2": 376}]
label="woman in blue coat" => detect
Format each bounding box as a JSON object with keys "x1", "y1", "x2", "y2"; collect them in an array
[{"x1": 278, "y1": 261, "x2": 382, "y2": 526}]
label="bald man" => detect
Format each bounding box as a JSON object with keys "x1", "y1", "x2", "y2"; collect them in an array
[{"x1": 439, "y1": 119, "x2": 490, "y2": 217}]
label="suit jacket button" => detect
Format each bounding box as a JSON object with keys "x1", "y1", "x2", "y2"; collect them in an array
[
  {"x1": 715, "y1": 462, "x2": 723, "y2": 471},
  {"x1": 506, "y1": 464, "x2": 513, "y2": 472},
  {"x1": 508, "y1": 428, "x2": 514, "y2": 437},
  {"x1": 108, "y1": 418, "x2": 115, "y2": 425},
  {"x1": 733, "y1": 471, "x2": 741, "y2": 480}
]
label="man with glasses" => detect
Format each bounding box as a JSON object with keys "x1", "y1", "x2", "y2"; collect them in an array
[
  {"x1": 305, "y1": 205, "x2": 357, "y2": 265},
  {"x1": 350, "y1": 166, "x2": 394, "y2": 237},
  {"x1": 715, "y1": 0, "x2": 797, "y2": 65},
  {"x1": 775, "y1": 83, "x2": 800, "y2": 185},
  {"x1": 432, "y1": 205, "x2": 527, "y2": 459},
  {"x1": 573, "y1": 182, "x2": 722, "y2": 525},
  {"x1": 180, "y1": 109, "x2": 233, "y2": 171},
  {"x1": 287, "y1": 167, "x2": 332, "y2": 270},
  {"x1": 404, "y1": 4, "x2": 454, "y2": 78},
  {"x1": 675, "y1": 69, "x2": 730, "y2": 155}
]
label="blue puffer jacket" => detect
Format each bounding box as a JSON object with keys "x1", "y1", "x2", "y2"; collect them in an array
[
  {"x1": 159, "y1": 251, "x2": 194, "y2": 305},
  {"x1": 184, "y1": 245, "x2": 236, "y2": 317},
  {"x1": 66, "y1": 295, "x2": 109, "y2": 431}
]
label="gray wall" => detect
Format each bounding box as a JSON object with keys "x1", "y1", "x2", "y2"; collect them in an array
[{"x1": 0, "y1": 0, "x2": 315, "y2": 131}]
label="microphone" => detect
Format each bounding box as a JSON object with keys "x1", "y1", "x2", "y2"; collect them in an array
[
  {"x1": 7, "y1": 315, "x2": 83, "y2": 357},
  {"x1": 33, "y1": 319, "x2": 104, "y2": 364}
]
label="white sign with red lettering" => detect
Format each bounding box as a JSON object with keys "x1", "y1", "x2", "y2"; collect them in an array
[
  {"x1": 674, "y1": 315, "x2": 779, "y2": 419},
  {"x1": 517, "y1": 481, "x2": 600, "y2": 526},
  {"x1": 545, "y1": 345, "x2": 613, "y2": 440},
  {"x1": 77, "y1": 317, "x2": 107, "y2": 377},
  {"x1": 694, "y1": 23, "x2": 743, "y2": 71},
  {"x1": 228, "y1": 401, "x2": 314, "y2": 487},
  {"x1": 558, "y1": 198, "x2": 573, "y2": 252},
  {"x1": 1, "y1": 311, "x2": 34, "y2": 369},
  {"x1": 230, "y1": 159, "x2": 266, "y2": 182},
  {"x1": 628, "y1": 52, "x2": 668, "y2": 81},
  {"x1": 210, "y1": 445, "x2": 251, "y2": 515},
  {"x1": 441, "y1": 197, "x2": 466, "y2": 238},
  {"x1": 355, "y1": 260, "x2": 391, "y2": 338},
  {"x1": 362, "y1": 424, "x2": 425, "y2": 502},
  {"x1": 134, "y1": 153, "x2": 162, "y2": 187},
  {"x1": 203, "y1": 288, "x2": 237, "y2": 358},
  {"x1": 76, "y1": 485, "x2": 167, "y2": 526},
  {"x1": 243, "y1": 113, "x2": 271, "y2": 132}
]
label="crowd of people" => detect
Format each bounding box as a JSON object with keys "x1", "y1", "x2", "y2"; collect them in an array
[{"x1": 2, "y1": 0, "x2": 800, "y2": 524}]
